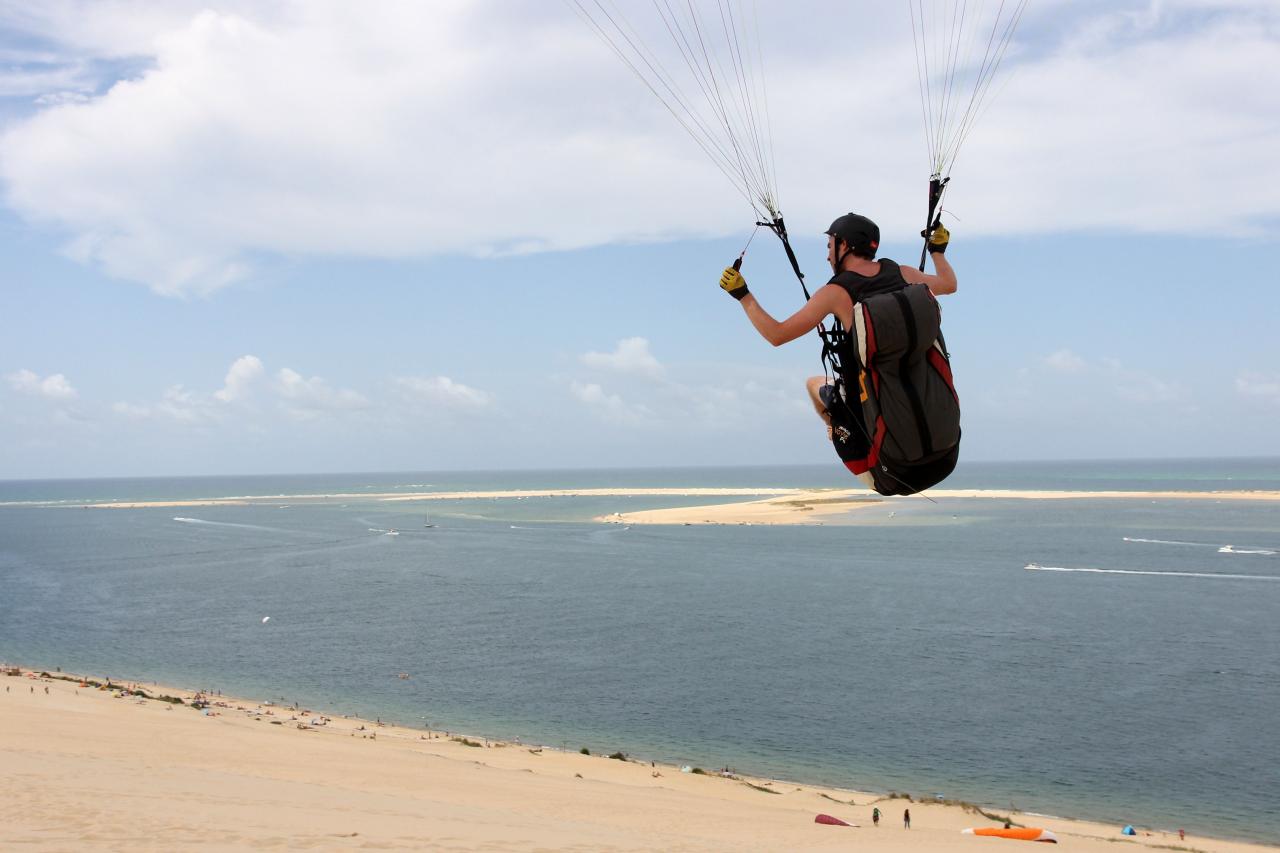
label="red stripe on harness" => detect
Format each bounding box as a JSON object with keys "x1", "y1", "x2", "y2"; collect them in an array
[
  {"x1": 927, "y1": 348, "x2": 959, "y2": 404},
  {"x1": 843, "y1": 416, "x2": 887, "y2": 476}
]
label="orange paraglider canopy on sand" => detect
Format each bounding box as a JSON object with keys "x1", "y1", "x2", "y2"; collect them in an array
[{"x1": 963, "y1": 826, "x2": 1059, "y2": 843}]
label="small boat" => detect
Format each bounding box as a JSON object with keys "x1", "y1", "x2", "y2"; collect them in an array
[
  {"x1": 1219, "y1": 544, "x2": 1276, "y2": 555},
  {"x1": 424, "y1": 514, "x2": 435, "y2": 529},
  {"x1": 386, "y1": 528, "x2": 399, "y2": 536}
]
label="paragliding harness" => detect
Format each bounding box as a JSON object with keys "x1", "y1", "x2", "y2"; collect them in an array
[
  {"x1": 758, "y1": 178, "x2": 960, "y2": 496},
  {"x1": 820, "y1": 275, "x2": 960, "y2": 496}
]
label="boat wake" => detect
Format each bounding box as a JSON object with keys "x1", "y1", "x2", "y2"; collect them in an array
[
  {"x1": 1125, "y1": 537, "x2": 1276, "y2": 556},
  {"x1": 173, "y1": 517, "x2": 289, "y2": 533},
  {"x1": 1218, "y1": 545, "x2": 1278, "y2": 556},
  {"x1": 1122, "y1": 537, "x2": 1218, "y2": 548},
  {"x1": 1025, "y1": 563, "x2": 1280, "y2": 582}
]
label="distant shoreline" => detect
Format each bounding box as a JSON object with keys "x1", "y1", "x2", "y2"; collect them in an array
[
  {"x1": 3, "y1": 486, "x2": 1277, "y2": 516},
  {"x1": 3, "y1": 487, "x2": 800, "y2": 509}
]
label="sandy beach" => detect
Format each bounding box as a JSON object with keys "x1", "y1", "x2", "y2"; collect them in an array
[
  {"x1": 597, "y1": 488, "x2": 1280, "y2": 526},
  {"x1": 3, "y1": 667, "x2": 1271, "y2": 852}
]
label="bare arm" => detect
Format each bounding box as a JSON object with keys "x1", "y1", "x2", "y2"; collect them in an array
[
  {"x1": 738, "y1": 284, "x2": 850, "y2": 347},
  {"x1": 900, "y1": 251, "x2": 957, "y2": 296}
]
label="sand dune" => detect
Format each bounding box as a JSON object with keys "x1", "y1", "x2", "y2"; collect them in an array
[{"x1": 1, "y1": 669, "x2": 1268, "y2": 851}]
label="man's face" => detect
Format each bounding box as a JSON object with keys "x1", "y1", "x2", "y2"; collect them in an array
[{"x1": 827, "y1": 235, "x2": 838, "y2": 270}]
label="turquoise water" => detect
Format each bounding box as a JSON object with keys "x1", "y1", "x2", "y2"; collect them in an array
[{"x1": 2, "y1": 460, "x2": 1278, "y2": 843}]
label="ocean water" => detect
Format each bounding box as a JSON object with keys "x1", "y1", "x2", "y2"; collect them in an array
[{"x1": 2, "y1": 460, "x2": 1278, "y2": 843}]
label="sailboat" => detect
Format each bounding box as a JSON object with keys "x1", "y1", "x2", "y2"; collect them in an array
[{"x1": 423, "y1": 513, "x2": 435, "y2": 529}]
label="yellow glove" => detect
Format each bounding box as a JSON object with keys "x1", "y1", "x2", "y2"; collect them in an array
[
  {"x1": 926, "y1": 222, "x2": 950, "y2": 254},
  {"x1": 719, "y1": 265, "x2": 749, "y2": 300}
]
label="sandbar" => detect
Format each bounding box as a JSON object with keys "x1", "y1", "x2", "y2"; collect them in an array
[
  {"x1": 2, "y1": 667, "x2": 1270, "y2": 852},
  {"x1": 603, "y1": 488, "x2": 1280, "y2": 526},
  {"x1": 13, "y1": 487, "x2": 1278, "y2": 528}
]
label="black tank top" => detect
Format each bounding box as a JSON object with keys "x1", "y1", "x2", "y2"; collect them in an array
[{"x1": 828, "y1": 258, "x2": 908, "y2": 303}]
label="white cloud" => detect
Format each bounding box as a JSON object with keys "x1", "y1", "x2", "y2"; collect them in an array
[
  {"x1": 570, "y1": 381, "x2": 618, "y2": 407},
  {"x1": 111, "y1": 357, "x2": 368, "y2": 424},
  {"x1": 275, "y1": 367, "x2": 368, "y2": 416},
  {"x1": 569, "y1": 380, "x2": 653, "y2": 425},
  {"x1": 1110, "y1": 372, "x2": 1182, "y2": 405},
  {"x1": 0, "y1": 66, "x2": 93, "y2": 99},
  {"x1": 1044, "y1": 349, "x2": 1086, "y2": 374},
  {"x1": 33, "y1": 90, "x2": 93, "y2": 106},
  {"x1": 6, "y1": 368, "x2": 78, "y2": 400},
  {"x1": 393, "y1": 375, "x2": 493, "y2": 409},
  {"x1": 213, "y1": 354, "x2": 264, "y2": 402},
  {"x1": 581, "y1": 337, "x2": 664, "y2": 378},
  {"x1": 1235, "y1": 371, "x2": 1280, "y2": 401},
  {"x1": 111, "y1": 401, "x2": 151, "y2": 420},
  {"x1": 0, "y1": 3, "x2": 1276, "y2": 295},
  {"x1": 1008, "y1": 351, "x2": 1188, "y2": 409},
  {"x1": 112, "y1": 384, "x2": 210, "y2": 424}
]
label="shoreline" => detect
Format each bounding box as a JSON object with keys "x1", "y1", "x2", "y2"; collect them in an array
[
  {"x1": 3, "y1": 664, "x2": 1276, "y2": 851},
  {"x1": 4, "y1": 487, "x2": 803, "y2": 509}
]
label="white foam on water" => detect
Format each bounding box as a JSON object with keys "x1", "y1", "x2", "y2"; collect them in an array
[
  {"x1": 1025, "y1": 563, "x2": 1280, "y2": 582},
  {"x1": 1122, "y1": 537, "x2": 1218, "y2": 547},
  {"x1": 173, "y1": 517, "x2": 287, "y2": 533},
  {"x1": 1125, "y1": 537, "x2": 1276, "y2": 556}
]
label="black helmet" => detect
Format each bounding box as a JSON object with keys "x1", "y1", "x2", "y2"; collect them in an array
[{"x1": 826, "y1": 213, "x2": 880, "y2": 258}]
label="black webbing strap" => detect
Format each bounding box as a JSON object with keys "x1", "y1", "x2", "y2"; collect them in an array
[
  {"x1": 918, "y1": 175, "x2": 949, "y2": 272},
  {"x1": 759, "y1": 214, "x2": 845, "y2": 378},
  {"x1": 759, "y1": 215, "x2": 810, "y2": 300},
  {"x1": 891, "y1": 290, "x2": 934, "y2": 457}
]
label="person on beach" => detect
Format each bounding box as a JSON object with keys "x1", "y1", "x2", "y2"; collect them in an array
[
  {"x1": 719, "y1": 214, "x2": 959, "y2": 494},
  {"x1": 872, "y1": 807, "x2": 880, "y2": 827},
  {"x1": 904, "y1": 808, "x2": 911, "y2": 829}
]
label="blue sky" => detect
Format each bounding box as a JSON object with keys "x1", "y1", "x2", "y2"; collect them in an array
[{"x1": 2, "y1": 1, "x2": 1278, "y2": 479}]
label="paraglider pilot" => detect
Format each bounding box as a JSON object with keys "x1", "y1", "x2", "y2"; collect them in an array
[{"x1": 718, "y1": 213, "x2": 955, "y2": 436}]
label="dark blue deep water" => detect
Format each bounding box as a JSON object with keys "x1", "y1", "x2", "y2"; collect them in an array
[{"x1": 2, "y1": 460, "x2": 1278, "y2": 843}]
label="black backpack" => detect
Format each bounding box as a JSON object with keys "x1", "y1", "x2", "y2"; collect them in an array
[{"x1": 822, "y1": 275, "x2": 961, "y2": 496}]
